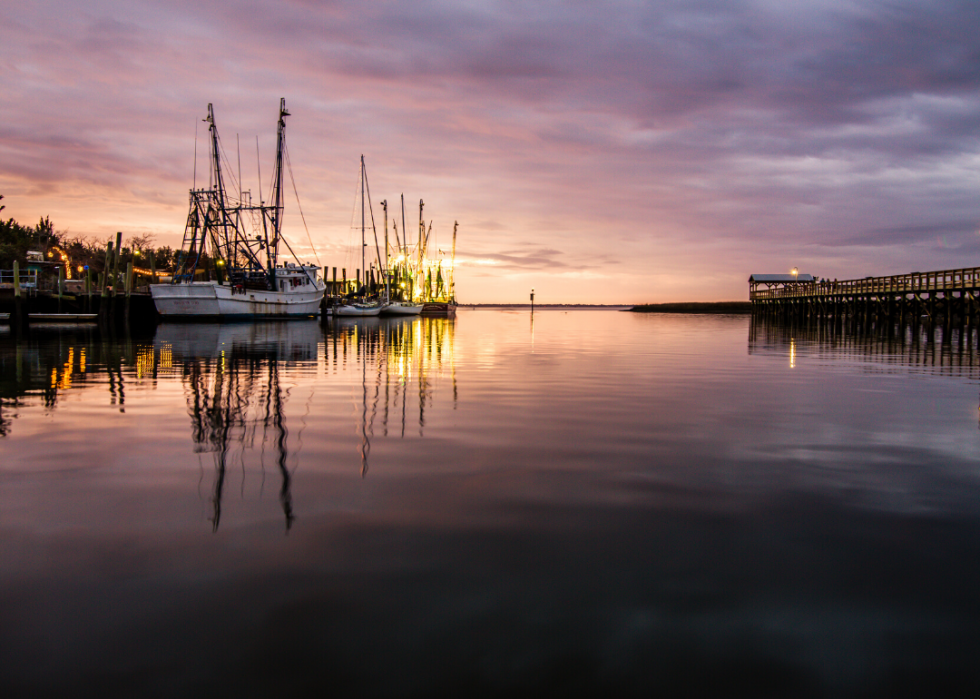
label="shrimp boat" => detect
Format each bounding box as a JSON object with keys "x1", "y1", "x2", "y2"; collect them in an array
[
  {"x1": 151, "y1": 99, "x2": 325, "y2": 318},
  {"x1": 379, "y1": 197, "x2": 452, "y2": 317}
]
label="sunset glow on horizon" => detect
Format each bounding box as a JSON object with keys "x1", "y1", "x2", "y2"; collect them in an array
[{"x1": 2, "y1": 0, "x2": 979, "y2": 303}]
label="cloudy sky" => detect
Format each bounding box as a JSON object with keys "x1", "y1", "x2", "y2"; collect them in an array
[{"x1": 2, "y1": 0, "x2": 979, "y2": 303}]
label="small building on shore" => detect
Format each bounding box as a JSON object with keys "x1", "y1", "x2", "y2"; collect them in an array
[{"x1": 749, "y1": 273, "x2": 816, "y2": 299}]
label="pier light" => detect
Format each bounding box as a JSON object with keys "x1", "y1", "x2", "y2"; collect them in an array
[
  {"x1": 791, "y1": 267, "x2": 799, "y2": 279},
  {"x1": 216, "y1": 259, "x2": 225, "y2": 266}
]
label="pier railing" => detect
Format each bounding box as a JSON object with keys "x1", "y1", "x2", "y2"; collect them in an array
[
  {"x1": 750, "y1": 267, "x2": 980, "y2": 301},
  {"x1": 0, "y1": 268, "x2": 40, "y2": 291}
]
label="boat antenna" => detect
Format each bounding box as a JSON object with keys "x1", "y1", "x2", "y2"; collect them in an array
[
  {"x1": 255, "y1": 136, "x2": 263, "y2": 204},
  {"x1": 401, "y1": 194, "x2": 407, "y2": 255},
  {"x1": 193, "y1": 118, "x2": 198, "y2": 190},
  {"x1": 237, "y1": 133, "x2": 242, "y2": 202}
]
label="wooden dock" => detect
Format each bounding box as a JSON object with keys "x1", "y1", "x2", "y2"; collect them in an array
[{"x1": 750, "y1": 267, "x2": 980, "y2": 326}]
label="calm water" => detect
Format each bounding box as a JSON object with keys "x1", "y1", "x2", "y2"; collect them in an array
[{"x1": 2, "y1": 310, "x2": 980, "y2": 697}]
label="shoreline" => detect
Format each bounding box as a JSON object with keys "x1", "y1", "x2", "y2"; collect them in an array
[
  {"x1": 459, "y1": 302, "x2": 752, "y2": 313},
  {"x1": 629, "y1": 302, "x2": 753, "y2": 314}
]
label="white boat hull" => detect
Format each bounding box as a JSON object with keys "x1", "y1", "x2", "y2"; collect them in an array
[
  {"x1": 150, "y1": 281, "x2": 324, "y2": 318},
  {"x1": 334, "y1": 303, "x2": 383, "y2": 317},
  {"x1": 380, "y1": 302, "x2": 424, "y2": 317}
]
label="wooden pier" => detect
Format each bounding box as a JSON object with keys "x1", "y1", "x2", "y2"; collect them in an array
[{"x1": 750, "y1": 267, "x2": 980, "y2": 327}]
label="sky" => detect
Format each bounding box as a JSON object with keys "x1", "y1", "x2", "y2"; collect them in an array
[{"x1": 2, "y1": 0, "x2": 979, "y2": 303}]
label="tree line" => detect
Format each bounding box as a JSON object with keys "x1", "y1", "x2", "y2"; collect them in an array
[{"x1": 0, "y1": 195, "x2": 177, "y2": 276}]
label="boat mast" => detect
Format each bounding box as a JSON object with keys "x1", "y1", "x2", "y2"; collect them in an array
[
  {"x1": 361, "y1": 155, "x2": 366, "y2": 293},
  {"x1": 268, "y1": 98, "x2": 289, "y2": 276},
  {"x1": 207, "y1": 104, "x2": 232, "y2": 265},
  {"x1": 382, "y1": 200, "x2": 389, "y2": 302},
  {"x1": 418, "y1": 200, "x2": 424, "y2": 269},
  {"x1": 450, "y1": 221, "x2": 457, "y2": 303},
  {"x1": 418, "y1": 200, "x2": 425, "y2": 288},
  {"x1": 401, "y1": 194, "x2": 407, "y2": 257}
]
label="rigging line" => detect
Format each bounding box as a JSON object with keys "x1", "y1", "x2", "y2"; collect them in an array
[
  {"x1": 284, "y1": 144, "x2": 320, "y2": 266},
  {"x1": 218, "y1": 143, "x2": 241, "y2": 203},
  {"x1": 363, "y1": 168, "x2": 384, "y2": 273},
  {"x1": 279, "y1": 234, "x2": 319, "y2": 287},
  {"x1": 346, "y1": 163, "x2": 361, "y2": 271}
]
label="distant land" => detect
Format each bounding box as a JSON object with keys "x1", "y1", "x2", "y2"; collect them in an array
[
  {"x1": 629, "y1": 302, "x2": 753, "y2": 314},
  {"x1": 460, "y1": 304, "x2": 631, "y2": 309},
  {"x1": 459, "y1": 302, "x2": 753, "y2": 313}
]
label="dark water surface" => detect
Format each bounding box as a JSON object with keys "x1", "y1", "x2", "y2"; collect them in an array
[{"x1": 2, "y1": 310, "x2": 980, "y2": 697}]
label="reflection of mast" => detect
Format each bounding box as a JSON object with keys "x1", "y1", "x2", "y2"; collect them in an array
[
  {"x1": 324, "y1": 314, "x2": 458, "y2": 473},
  {"x1": 183, "y1": 339, "x2": 297, "y2": 533},
  {"x1": 360, "y1": 337, "x2": 370, "y2": 477},
  {"x1": 270, "y1": 359, "x2": 294, "y2": 530}
]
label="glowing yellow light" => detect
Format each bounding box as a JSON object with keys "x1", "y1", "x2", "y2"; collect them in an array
[
  {"x1": 47, "y1": 251, "x2": 53, "y2": 258},
  {"x1": 77, "y1": 265, "x2": 84, "y2": 273}
]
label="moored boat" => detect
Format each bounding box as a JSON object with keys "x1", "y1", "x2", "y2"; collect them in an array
[
  {"x1": 334, "y1": 300, "x2": 383, "y2": 317},
  {"x1": 150, "y1": 99, "x2": 325, "y2": 319},
  {"x1": 420, "y1": 301, "x2": 457, "y2": 317},
  {"x1": 380, "y1": 300, "x2": 423, "y2": 316}
]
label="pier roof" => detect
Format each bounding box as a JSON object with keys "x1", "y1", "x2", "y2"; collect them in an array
[{"x1": 749, "y1": 274, "x2": 815, "y2": 283}]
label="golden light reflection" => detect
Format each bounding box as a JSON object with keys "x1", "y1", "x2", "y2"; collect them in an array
[
  {"x1": 790, "y1": 337, "x2": 796, "y2": 369},
  {"x1": 135, "y1": 347, "x2": 155, "y2": 379},
  {"x1": 158, "y1": 343, "x2": 173, "y2": 371},
  {"x1": 48, "y1": 347, "x2": 75, "y2": 391},
  {"x1": 323, "y1": 316, "x2": 458, "y2": 471}
]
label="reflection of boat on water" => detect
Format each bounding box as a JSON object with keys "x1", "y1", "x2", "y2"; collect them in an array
[
  {"x1": 323, "y1": 314, "x2": 458, "y2": 475},
  {"x1": 150, "y1": 99, "x2": 325, "y2": 318},
  {"x1": 380, "y1": 301, "x2": 423, "y2": 317},
  {"x1": 157, "y1": 321, "x2": 319, "y2": 531}
]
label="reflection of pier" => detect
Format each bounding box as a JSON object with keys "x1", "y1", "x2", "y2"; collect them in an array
[
  {"x1": 158, "y1": 322, "x2": 320, "y2": 532},
  {"x1": 324, "y1": 315, "x2": 457, "y2": 475},
  {"x1": 0, "y1": 324, "x2": 141, "y2": 435},
  {"x1": 749, "y1": 315, "x2": 980, "y2": 377}
]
